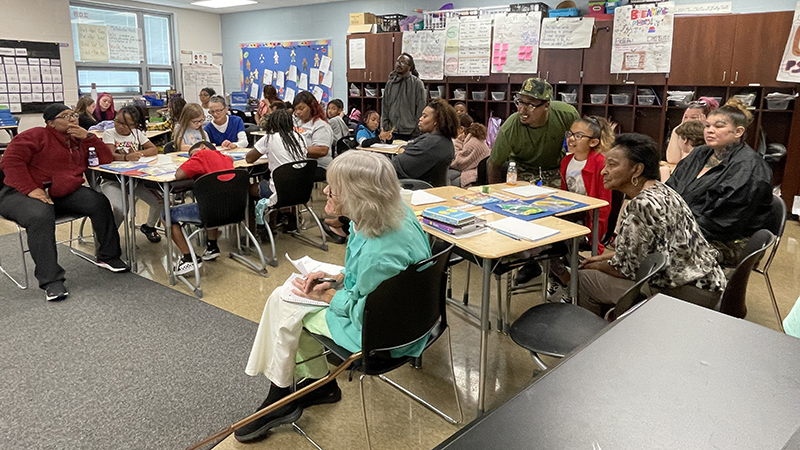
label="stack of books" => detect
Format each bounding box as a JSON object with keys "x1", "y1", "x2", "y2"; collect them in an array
[
  {"x1": 421, "y1": 205, "x2": 484, "y2": 236},
  {"x1": 0, "y1": 108, "x2": 17, "y2": 127}
]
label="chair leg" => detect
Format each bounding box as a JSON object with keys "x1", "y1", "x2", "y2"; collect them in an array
[
  {"x1": 176, "y1": 226, "x2": 203, "y2": 298},
  {"x1": 359, "y1": 374, "x2": 373, "y2": 450},
  {"x1": 503, "y1": 270, "x2": 513, "y2": 334},
  {"x1": 531, "y1": 352, "x2": 548, "y2": 371},
  {"x1": 286, "y1": 203, "x2": 328, "y2": 252},
  {"x1": 462, "y1": 263, "x2": 470, "y2": 305},
  {"x1": 377, "y1": 374, "x2": 460, "y2": 425},
  {"x1": 764, "y1": 271, "x2": 785, "y2": 332},
  {"x1": 541, "y1": 259, "x2": 550, "y2": 301},
  {"x1": 0, "y1": 225, "x2": 29, "y2": 289},
  {"x1": 444, "y1": 327, "x2": 464, "y2": 424},
  {"x1": 229, "y1": 223, "x2": 270, "y2": 277},
  {"x1": 67, "y1": 218, "x2": 96, "y2": 264},
  {"x1": 495, "y1": 273, "x2": 503, "y2": 333},
  {"x1": 292, "y1": 423, "x2": 325, "y2": 450}
]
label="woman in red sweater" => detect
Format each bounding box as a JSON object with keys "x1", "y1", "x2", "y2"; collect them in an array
[{"x1": 0, "y1": 104, "x2": 127, "y2": 301}]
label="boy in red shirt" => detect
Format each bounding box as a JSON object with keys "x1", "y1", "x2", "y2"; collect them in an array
[{"x1": 165, "y1": 141, "x2": 234, "y2": 275}]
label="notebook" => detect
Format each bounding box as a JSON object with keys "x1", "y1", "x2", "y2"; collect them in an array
[
  {"x1": 502, "y1": 185, "x2": 557, "y2": 198},
  {"x1": 488, "y1": 217, "x2": 560, "y2": 242},
  {"x1": 281, "y1": 254, "x2": 345, "y2": 307},
  {"x1": 410, "y1": 191, "x2": 445, "y2": 206}
]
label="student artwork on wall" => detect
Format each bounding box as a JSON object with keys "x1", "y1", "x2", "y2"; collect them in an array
[
  {"x1": 611, "y1": 2, "x2": 675, "y2": 73},
  {"x1": 402, "y1": 30, "x2": 446, "y2": 80},
  {"x1": 239, "y1": 40, "x2": 332, "y2": 104},
  {"x1": 0, "y1": 40, "x2": 62, "y2": 114},
  {"x1": 491, "y1": 12, "x2": 542, "y2": 74}
]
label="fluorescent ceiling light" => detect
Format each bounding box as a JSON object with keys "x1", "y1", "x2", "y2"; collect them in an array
[{"x1": 191, "y1": 0, "x2": 257, "y2": 8}]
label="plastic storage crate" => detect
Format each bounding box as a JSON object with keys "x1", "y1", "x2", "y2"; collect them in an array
[
  {"x1": 590, "y1": 93, "x2": 607, "y2": 104},
  {"x1": 559, "y1": 92, "x2": 577, "y2": 104},
  {"x1": 453, "y1": 89, "x2": 467, "y2": 100},
  {"x1": 637, "y1": 94, "x2": 655, "y2": 105},
  {"x1": 509, "y1": 2, "x2": 549, "y2": 15},
  {"x1": 610, "y1": 93, "x2": 631, "y2": 105},
  {"x1": 766, "y1": 98, "x2": 791, "y2": 110},
  {"x1": 491, "y1": 91, "x2": 506, "y2": 101},
  {"x1": 377, "y1": 14, "x2": 407, "y2": 32},
  {"x1": 472, "y1": 91, "x2": 486, "y2": 100}
]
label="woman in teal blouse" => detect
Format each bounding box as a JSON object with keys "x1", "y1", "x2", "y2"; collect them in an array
[{"x1": 237, "y1": 151, "x2": 431, "y2": 443}]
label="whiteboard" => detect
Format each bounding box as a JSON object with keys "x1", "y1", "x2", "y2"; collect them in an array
[{"x1": 180, "y1": 63, "x2": 224, "y2": 104}]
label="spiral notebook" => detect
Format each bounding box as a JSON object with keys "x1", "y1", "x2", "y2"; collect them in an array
[{"x1": 281, "y1": 254, "x2": 344, "y2": 307}]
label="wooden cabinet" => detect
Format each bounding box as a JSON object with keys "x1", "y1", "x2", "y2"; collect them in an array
[
  {"x1": 346, "y1": 33, "x2": 399, "y2": 82},
  {"x1": 538, "y1": 48, "x2": 583, "y2": 84},
  {"x1": 730, "y1": 12, "x2": 794, "y2": 87},
  {"x1": 668, "y1": 15, "x2": 736, "y2": 86}
]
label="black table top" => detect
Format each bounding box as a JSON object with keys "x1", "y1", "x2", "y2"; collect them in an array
[{"x1": 435, "y1": 295, "x2": 800, "y2": 450}]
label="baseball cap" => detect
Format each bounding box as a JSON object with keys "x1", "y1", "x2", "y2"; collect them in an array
[{"x1": 518, "y1": 77, "x2": 553, "y2": 101}]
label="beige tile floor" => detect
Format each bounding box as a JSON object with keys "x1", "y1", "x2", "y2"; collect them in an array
[{"x1": 2, "y1": 194, "x2": 799, "y2": 450}]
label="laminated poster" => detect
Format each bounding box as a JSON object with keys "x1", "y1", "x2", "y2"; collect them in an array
[
  {"x1": 611, "y1": 2, "x2": 675, "y2": 73},
  {"x1": 491, "y1": 12, "x2": 542, "y2": 74}
]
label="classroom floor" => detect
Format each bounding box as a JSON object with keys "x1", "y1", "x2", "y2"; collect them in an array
[{"x1": 2, "y1": 192, "x2": 799, "y2": 450}]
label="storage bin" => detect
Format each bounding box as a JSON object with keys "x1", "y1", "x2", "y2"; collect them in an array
[
  {"x1": 430, "y1": 89, "x2": 441, "y2": 99},
  {"x1": 610, "y1": 93, "x2": 631, "y2": 105},
  {"x1": 549, "y1": 7, "x2": 579, "y2": 17},
  {"x1": 364, "y1": 88, "x2": 377, "y2": 97},
  {"x1": 453, "y1": 89, "x2": 467, "y2": 100},
  {"x1": 766, "y1": 98, "x2": 791, "y2": 110},
  {"x1": 472, "y1": 91, "x2": 486, "y2": 101},
  {"x1": 349, "y1": 88, "x2": 361, "y2": 97},
  {"x1": 590, "y1": 93, "x2": 606, "y2": 104},
  {"x1": 509, "y1": 2, "x2": 549, "y2": 15},
  {"x1": 733, "y1": 93, "x2": 756, "y2": 107},
  {"x1": 437, "y1": 86, "x2": 446, "y2": 97},
  {"x1": 377, "y1": 14, "x2": 406, "y2": 32},
  {"x1": 559, "y1": 92, "x2": 578, "y2": 104},
  {"x1": 491, "y1": 91, "x2": 506, "y2": 101},
  {"x1": 637, "y1": 94, "x2": 655, "y2": 106}
]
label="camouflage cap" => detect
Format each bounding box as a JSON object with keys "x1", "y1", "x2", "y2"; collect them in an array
[{"x1": 518, "y1": 77, "x2": 553, "y2": 101}]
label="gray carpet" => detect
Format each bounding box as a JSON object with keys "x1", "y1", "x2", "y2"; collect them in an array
[{"x1": 0, "y1": 234, "x2": 267, "y2": 449}]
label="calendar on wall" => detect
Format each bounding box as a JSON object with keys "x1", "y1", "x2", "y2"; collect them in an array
[{"x1": 0, "y1": 40, "x2": 64, "y2": 114}]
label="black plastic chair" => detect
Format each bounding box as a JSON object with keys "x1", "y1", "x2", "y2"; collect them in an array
[
  {"x1": 260, "y1": 160, "x2": 327, "y2": 266},
  {"x1": 303, "y1": 243, "x2": 462, "y2": 449},
  {"x1": 335, "y1": 135, "x2": 357, "y2": 157},
  {"x1": 602, "y1": 190, "x2": 625, "y2": 247},
  {"x1": 755, "y1": 196, "x2": 787, "y2": 331},
  {"x1": 244, "y1": 123, "x2": 260, "y2": 147},
  {"x1": 398, "y1": 178, "x2": 433, "y2": 190},
  {"x1": 509, "y1": 252, "x2": 668, "y2": 371},
  {"x1": 162, "y1": 141, "x2": 176, "y2": 154},
  {"x1": 715, "y1": 229, "x2": 775, "y2": 319},
  {"x1": 176, "y1": 169, "x2": 267, "y2": 297},
  {"x1": 474, "y1": 155, "x2": 490, "y2": 187}
]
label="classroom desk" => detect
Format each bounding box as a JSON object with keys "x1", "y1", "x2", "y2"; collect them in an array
[
  {"x1": 412, "y1": 185, "x2": 591, "y2": 415},
  {"x1": 1, "y1": 124, "x2": 19, "y2": 139},
  {"x1": 250, "y1": 130, "x2": 267, "y2": 137},
  {"x1": 90, "y1": 129, "x2": 172, "y2": 141},
  {"x1": 435, "y1": 294, "x2": 800, "y2": 450},
  {"x1": 90, "y1": 151, "x2": 265, "y2": 281},
  {"x1": 356, "y1": 142, "x2": 405, "y2": 155}
]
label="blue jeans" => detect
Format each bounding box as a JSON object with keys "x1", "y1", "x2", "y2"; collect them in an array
[{"x1": 162, "y1": 202, "x2": 201, "y2": 224}]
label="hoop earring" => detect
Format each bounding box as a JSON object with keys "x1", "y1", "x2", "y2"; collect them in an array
[{"x1": 631, "y1": 176, "x2": 639, "y2": 187}]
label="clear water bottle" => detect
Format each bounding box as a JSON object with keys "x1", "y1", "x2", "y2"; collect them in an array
[
  {"x1": 506, "y1": 161, "x2": 517, "y2": 186},
  {"x1": 88, "y1": 147, "x2": 99, "y2": 167},
  {"x1": 90, "y1": 83, "x2": 98, "y2": 101}
]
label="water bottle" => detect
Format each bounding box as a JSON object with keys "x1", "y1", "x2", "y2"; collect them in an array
[
  {"x1": 88, "y1": 147, "x2": 99, "y2": 167},
  {"x1": 506, "y1": 161, "x2": 517, "y2": 186},
  {"x1": 90, "y1": 83, "x2": 98, "y2": 101}
]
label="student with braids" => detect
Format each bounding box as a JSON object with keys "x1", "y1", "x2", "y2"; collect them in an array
[
  {"x1": 381, "y1": 53, "x2": 426, "y2": 141},
  {"x1": 245, "y1": 109, "x2": 308, "y2": 240},
  {"x1": 666, "y1": 98, "x2": 773, "y2": 266}
]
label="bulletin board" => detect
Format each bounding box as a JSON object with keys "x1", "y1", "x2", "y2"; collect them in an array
[
  {"x1": 0, "y1": 40, "x2": 63, "y2": 114},
  {"x1": 239, "y1": 40, "x2": 333, "y2": 105}
]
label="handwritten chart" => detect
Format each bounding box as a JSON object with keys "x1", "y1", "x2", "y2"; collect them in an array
[
  {"x1": 443, "y1": 18, "x2": 492, "y2": 77},
  {"x1": 540, "y1": 17, "x2": 594, "y2": 49},
  {"x1": 76, "y1": 24, "x2": 109, "y2": 62},
  {"x1": 107, "y1": 26, "x2": 141, "y2": 62},
  {"x1": 778, "y1": 1, "x2": 800, "y2": 83},
  {"x1": 402, "y1": 30, "x2": 446, "y2": 80},
  {"x1": 491, "y1": 12, "x2": 542, "y2": 74},
  {"x1": 611, "y1": 2, "x2": 675, "y2": 73}
]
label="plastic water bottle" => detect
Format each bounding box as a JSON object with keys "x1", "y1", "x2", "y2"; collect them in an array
[
  {"x1": 90, "y1": 83, "x2": 98, "y2": 101},
  {"x1": 506, "y1": 161, "x2": 517, "y2": 186},
  {"x1": 88, "y1": 147, "x2": 99, "y2": 167}
]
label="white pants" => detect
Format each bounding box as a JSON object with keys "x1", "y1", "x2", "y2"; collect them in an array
[
  {"x1": 245, "y1": 287, "x2": 332, "y2": 388},
  {"x1": 100, "y1": 180, "x2": 161, "y2": 228}
]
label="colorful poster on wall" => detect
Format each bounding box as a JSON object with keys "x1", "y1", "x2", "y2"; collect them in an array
[
  {"x1": 611, "y1": 2, "x2": 675, "y2": 73},
  {"x1": 491, "y1": 12, "x2": 542, "y2": 74},
  {"x1": 777, "y1": 2, "x2": 800, "y2": 83},
  {"x1": 540, "y1": 17, "x2": 594, "y2": 49},
  {"x1": 76, "y1": 24, "x2": 109, "y2": 62},
  {"x1": 402, "y1": 30, "x2": 446, "y2": 80},
  {"x1": 239, "y1": 40, "x2": 332, "y2": 104}
]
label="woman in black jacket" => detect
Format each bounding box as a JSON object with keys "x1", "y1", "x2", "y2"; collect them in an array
[{"x1": 392, "y1": 98, "x2": 458, "y2": 187}]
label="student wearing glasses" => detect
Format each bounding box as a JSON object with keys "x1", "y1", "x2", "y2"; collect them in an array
[
  {"x1": 173, "y1": 103, "x2": 208, "y2": 152},
  {"x1": 382, "y1": 53, "x2": 426, "y2": 141},
  {"x1": 488, "y1": 77, "x2": 579, "y2": 187},
  {"x1": 100, "y1": 105, "x2": 163, "y2": 243},
  {"x1": 0, "y1": 104, "x2": 127, "y2": 301},
  {"x1": 203, "y1": 96, "x2": 248, "y2": 150}
]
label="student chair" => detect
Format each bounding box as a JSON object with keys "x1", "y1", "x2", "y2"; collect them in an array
[
  {"x1": 175, "y1": 169, "x2": 268, "y2": 298},
  {"x1": 334, "y1": 135, "x2": 357, "y2": 157},
  {"x1": 162, "y1": 141, "x2": 176, "y2": 154},
  {"x1": 299, "y1": 243, "x2": 462, "y2": 450},
  {"x1": 398, "y1": 178, "x2": 433, "y2": 190},
  {"x1": 715, "y1": 229, "x2": 775, "y2": 320},
  {"x1": 243, "y1": 123, "x2": 260, "y2": 147},
  {"x1": 756, "y1": 196, "x2": 787, "y2": 331},
  {"x1": 474, "y1": 156, "x2": 490, "y2": 186},
  {"x1": 260, "y1": 160, "x2": 327, "y2": 266},
  {"x1": 509, "y1": 252, "x2": 668, "y2": 372}
]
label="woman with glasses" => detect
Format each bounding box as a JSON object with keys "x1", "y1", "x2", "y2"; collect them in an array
[
  {"x1": 173, "y1": 104, "x2": 208, "y2": 152},
  {"x1": 0, "y1": 104, "x2": 127, "y2": 301},
  {"x1": 100, "y1": 105, "x2": 163, "y2": 243},
  {"x1": 392, "y1": 98, "x2": 458, "y2": 186},
  {"x1": 203, "y1": 95, "x2": 248, "y2": 149},
  {"x1": 236, "y1": 151, "x2": 431, "y2": 443},
  {"x1": 382, "y1": 53, "x2": 427, "y2": 141}
]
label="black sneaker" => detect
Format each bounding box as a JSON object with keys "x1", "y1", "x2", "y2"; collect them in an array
[
  {"x1": 139, "y1": 224, "x2": 161, "y2": 243},
  {"x1": 201, "y1": 246, "x2": 221, "y2": 261},
  {"x1": 45, "y1": 282, "x2": 69, "y2": 301},
  {"x1": 96, "y1": 258, "x2": 129, "y2": 273},
  {"x1": 295, "y1": 378, "x2": 342, "y2": 408},
  {"x1": 282, "y1": 213, "x2": 298, "y2": 233},
  {"x1": 514, "y1": 261, "x2": 542, "y2": 286},
  {"x1": 234, "y1": 388, "x2": 303, "y2": 443}
]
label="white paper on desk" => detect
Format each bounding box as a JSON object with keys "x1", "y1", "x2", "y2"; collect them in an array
[
  {"x1": 284, "y1": 87, "x2": 296, "y2": 104},
  {"x1": 502, "y1": 185, "x2": 557, "y2": 198},
  {"x1": 411, "y1": 191, "x2": 446, "y2": 206},
  {"x1": 138, "y1": 156, "x2": 157, "y2": 163},
  {"x1": 288, "y1": 65, "x2": 298, "y2": 82},
  {"x1": 312, "y1": 86, "x2": 323, "y2": 103},
  {"x1": 370, "y1": 143, "x2": 397, "y2": 149},
  {"x1": 154, "y1": 154, "x2": 173, "y2": 165},
  {"x1": 276, "y1": 71, "x2": 285, "y2": 88},
  {"x1": 319, "y1": 55, "x2": 331, "y2": 74},
  {"x1": 309, "y1": 68, "x2": 320, "y2": 85},
  {"x1": 488, "y1": 217, "x2": 560, "y2": 242},
  {"x1": 321, "y1": 71, "x2": 333, "y2": 88},
  {"x1": 298, "y1": 73, "x2": 308, "y2": 91}
]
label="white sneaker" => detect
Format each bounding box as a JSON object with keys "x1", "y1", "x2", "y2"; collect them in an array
[
  {"x1": 175, "y1": 259, "x2": 202, "y2": 276},
  {"x1": 202, "y1": 247, "x2": 221, "y2": 261}
]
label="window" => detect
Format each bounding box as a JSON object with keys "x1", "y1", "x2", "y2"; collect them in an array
[{"x1": 70, "y1": 3, "x2": 175, "y2": 96}]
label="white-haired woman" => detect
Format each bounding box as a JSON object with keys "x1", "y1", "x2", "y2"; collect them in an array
[{"x1": 236, "y1": 151, "x2": 431, "y2": 443}]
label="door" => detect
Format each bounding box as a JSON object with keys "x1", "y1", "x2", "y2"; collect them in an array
[
  {"x1": 538, "y1": 48, "x2": 583, "y2": 84},
  {"x1": 364, "y1": 33, "x2": 396, "y2": 82},
  {"x1": 730, "y1": 11, "x2": 794, "y2": 87},
  {"x1": 668, "y1": 15, "x2": 737, "y2": 86},
  {"x1": 581, "y1": 21, "x2": 620, "y2": 85}
]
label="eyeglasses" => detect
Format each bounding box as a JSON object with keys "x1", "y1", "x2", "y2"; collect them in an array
[
  {"x1": 565, "y1": 130, "x2": 595, "y2": 140},
  {"x1": 513, "y1": 96, "x2": 546, "y2": 111},
  {"x1": 688, "y1": 100, "x2": 707, "y2": 107},
  {"x1": 396, "y1": 59, "x2": 409, "y2": 67},
  {"x1": 55, "y1": 112, "x2": 79, "y2": 120},
  {"x1": 208, "y1": 108, "x2": 226, "y2": 115},
  {"x1": 190, "y1": 118, "x2": 204, "y2": 125}
]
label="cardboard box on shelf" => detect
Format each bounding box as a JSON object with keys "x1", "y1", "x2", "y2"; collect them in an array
[{"x1": 349, "y1": 13, "x2": 377, "y2": 25}]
